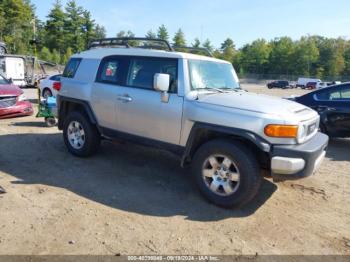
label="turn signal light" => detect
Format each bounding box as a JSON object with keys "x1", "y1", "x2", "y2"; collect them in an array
[{"x1": 264, "y1": 125, "x2": 298, "y2": 138}]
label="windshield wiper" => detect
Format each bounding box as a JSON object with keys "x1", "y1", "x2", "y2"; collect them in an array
[{"x1": 197, "y1": 87, "x2": 225, "y2": 93}]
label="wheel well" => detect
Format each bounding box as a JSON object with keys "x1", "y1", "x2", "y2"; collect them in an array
[
  {"x1": 42, "y1": 88, "x2": 52, "y2": 96},
  {"x1": 58, "y1": 100, "x2": 96, "y2": 130},
  {"x1": 183, "y1": 128, "x2": 269, "y2": 169}
]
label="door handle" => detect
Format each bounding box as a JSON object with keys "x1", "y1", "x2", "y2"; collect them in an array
[{"x1": 117, "y1": 95, "x2": 133, "y2": 103}]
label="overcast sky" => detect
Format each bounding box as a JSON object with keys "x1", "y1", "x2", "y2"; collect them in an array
[{"x1": 31, "y1": 0, "x2": 350, "y2": 48}]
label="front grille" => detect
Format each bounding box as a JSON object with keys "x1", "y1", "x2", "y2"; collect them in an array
[
  {"x1": 306, "y1": 121, "x2": 317, "y2": 136},
  {"x1": 0, "y1": 96, "x2": 17, "y2": 108}
]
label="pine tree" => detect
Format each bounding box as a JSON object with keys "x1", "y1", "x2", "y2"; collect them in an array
[
  {"x1": 157, "y1": 24, "x2": 169, "y2": 41},
  {"x1": 145, "y1": 30, "x2": 157, "y2": 39},
  {"x1": 64, "y1": 0, "x2": 84, "y2": 53},
  {"x1": 173, "y1": 29, "x2": 186, "y2": 47},
  {"x1": 45, "y1": 0, "x2": 66, "y2": 54},
  {"x1": 82, "y1": 10, "x2": 95, "y2": 49},
  {"x1": 95, "y1": 24, "x2": 106, "y2": 39},
  {"x1": 192, "y1": 38, "x2": 201, "y2": 48},
  {"x1": 202, "y1": 39, "x2": 214, "y2": 53}
]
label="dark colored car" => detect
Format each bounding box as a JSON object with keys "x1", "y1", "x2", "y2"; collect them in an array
[
  {"x1": 0, "y1": 74, "x2": 33, "y2": 119},
  {"x1": 267, "y1": 80, "x2": 290, "y2": 89},
  {"x1": 294, "y1": 83, "x2": 350, "y2": 138},
  {"x1": 0, "y1": 42, "x2": 7, "y2": 55}
]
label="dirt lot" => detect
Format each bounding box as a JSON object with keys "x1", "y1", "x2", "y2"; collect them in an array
[{"x1": 0, "y1": 84, "x2": 349, "y2": 255}]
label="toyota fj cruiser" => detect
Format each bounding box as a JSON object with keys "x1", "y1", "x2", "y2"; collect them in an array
[{"x1": 57, "y1": 38, "x2": 328, "y2": 208}]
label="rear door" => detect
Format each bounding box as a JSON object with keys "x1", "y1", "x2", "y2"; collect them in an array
[{"x1": 114, "y1": 56, "x2": 183, "y2": 145}]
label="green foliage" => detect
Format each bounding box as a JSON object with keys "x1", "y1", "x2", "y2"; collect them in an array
[
  {"x1": 202, "y1": 39, "x2": 214, "y2": 53},
  {"x1": 192, "y1": 38, "x2": 201, "y2": 48},
  {"x1": 173, "y1": 28, "x2": 186, "y2": 47},
  {"x1": 239, "y1": 39, "x2": 271, "y2": 74},
  {"x1": 145, "y1": 30, "x2": 157, "y2": 39},
  {"x1": 39, "y1": 47, "x2": 52, "y2": 61},
  {"x1": 45, "y1": 0, "x2": 66, "y2": 53},
  {"x1": 0, "y1": 0, "x2": 35, "y2": 54},
  {"x1": 219, "y1": 38, "x2": 236, "y2": 62},
  {"x1": 1, "y1": 1, "x2": 350, "y2": 79},
  {"x1": 62, "y1": 47, "x2": 73, "y2": 65},
  {"x1": 157, "y1": 24, "x2": 169, "y2": 41}
]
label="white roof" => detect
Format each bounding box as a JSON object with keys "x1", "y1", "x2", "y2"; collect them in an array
[{"x1": 72, "y1": 47, "x2": 230, "y2": 64}]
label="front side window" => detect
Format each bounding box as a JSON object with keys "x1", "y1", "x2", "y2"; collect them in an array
[
  {"x1": 127, "y1": 57, "x2": 178, "y2": 92},
  {"x1": 188, "y1": 60, "x2": 240, "y2": 91},
  {"x1": 63, "y1": 58, "x2": 81, "y2": 78}
]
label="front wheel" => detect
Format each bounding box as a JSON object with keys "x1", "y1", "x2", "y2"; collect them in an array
[
  {"x1": 191, "y1": 139, "x2": 262, "y2": 208},
  {"x1": 63, "y1": 111, "x2": 101, "y2": 157}
]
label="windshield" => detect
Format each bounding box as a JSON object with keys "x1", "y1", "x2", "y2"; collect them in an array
[
  {"x1": 0, "y1": 75, "x2": 9, "y2": 85},
  {"x1": 188, "y1": 60, "x2": 240, "y2": 91}
]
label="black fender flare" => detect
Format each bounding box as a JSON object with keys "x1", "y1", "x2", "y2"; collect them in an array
[
  {"x1": 181, "y1": 122, "x2": 271, "y2": 167},
  {"x1": 57, "y1": 96, "x2": 98, "y2": 130}
]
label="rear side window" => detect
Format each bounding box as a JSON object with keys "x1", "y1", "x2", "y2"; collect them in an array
[
  {"x1": 63, "y1": 58, "x2": 81, "y2": 78},
  {"x1": 96, "y1": 57, "x2": 125, "y2": 84},
  {"x1": 127, "y1": 57, "x2": 178, "y2": 92},
  {"x1": 315, "y1": 86, "x2": 350, "y2": 100}
]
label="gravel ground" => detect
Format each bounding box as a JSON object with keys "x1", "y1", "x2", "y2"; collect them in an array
[{"x1": 0, "y1": 84, "x2": 349, "y2": 255}]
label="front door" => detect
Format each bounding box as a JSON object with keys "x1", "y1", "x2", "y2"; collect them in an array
[{"x1": 115, "y1": 56, "x2": 183, "y2": 145}]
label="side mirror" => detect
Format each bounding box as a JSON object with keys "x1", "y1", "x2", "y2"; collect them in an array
[
  {"x1": 154, "y1": 73, "x2": 170, "y2": 93},
  {"x1": 8, "y1": 78, "x2": 13, "y2": 84}
]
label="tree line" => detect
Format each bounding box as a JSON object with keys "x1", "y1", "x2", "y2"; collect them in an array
[{"x1": 1, "y1": 0, "x2": 349, "y2": 79}]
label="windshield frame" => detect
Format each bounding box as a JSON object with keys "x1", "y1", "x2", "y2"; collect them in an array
[{"x1": 187, "y1": 59, "x2": 240, "y2": 92}]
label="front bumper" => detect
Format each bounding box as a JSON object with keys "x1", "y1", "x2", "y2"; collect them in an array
[
  {"x1": 0, "y1": 101, "x2": 34, "y2": 119},
  {"x1": 270, "y1": 132, "x2": 329, "y2": 181}
]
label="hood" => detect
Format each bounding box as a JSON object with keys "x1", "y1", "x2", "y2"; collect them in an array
[
  {"x1": 196, "y1": 91, "x2": 315, "y2": 120},
  {"x1": 0, "y1": 84, "x2": 22, "y2": 96}
]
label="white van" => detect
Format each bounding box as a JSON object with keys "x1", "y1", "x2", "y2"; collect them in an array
[
  {"x1": 297, "y1": 78, "x2": 321, "y2": 88},
  {"x1": 0, "y1": 55, "x2": 26, "y2": 87}
]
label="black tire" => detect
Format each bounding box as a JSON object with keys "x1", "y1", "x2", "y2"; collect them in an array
[
  {"x1": 63, "y1": 111, "x2": 101, "y2": 157},
  {"x1": 191, "y1": 139, "x2": 262, "y2": 208},
  {"x1": 319, "y1": 123, "x2": 327, "y2": 135},
  {"x1": 267, "y1": 86, "x2": 273, "y2": 89},
  {"x1": 45, "y1": 117, "x2": 56, "y2": 127},
  {"x1": 42, "y1": 88, "x2": 52, "y2": 98}
]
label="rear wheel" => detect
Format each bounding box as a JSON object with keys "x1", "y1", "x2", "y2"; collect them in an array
[
  {"x1": 191, "y1": 139, "x2": 262, "y2": 208},
  {"x1": 63, "y1": 111, "x2": 101, "y2": 157}
]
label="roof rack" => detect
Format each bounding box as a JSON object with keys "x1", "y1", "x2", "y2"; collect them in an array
[
  {"x1": 89, "y1": 37, "x2": 174, "y2": 51},
  {"x1": 88, "y1": 38, "x2": 214, "y2": 57},
  {"x1": 173, "y1": 46, "x2": 213, "y2": 57}
]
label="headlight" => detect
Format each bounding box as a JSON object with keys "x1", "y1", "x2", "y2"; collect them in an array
[
  {"x1": 297, "y1": 124, "x2": 306, "y2": 141},
  {"x1": 264, "y1": 124, "x2": 298, "y2": 138},
  {"x1": 17, "y1": 94, "x2": 27, "y2": 101}
]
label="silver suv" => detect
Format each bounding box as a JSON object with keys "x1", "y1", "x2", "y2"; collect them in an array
[{"x1": 57, "y1": 38, "x2": 328, "y2": 208}]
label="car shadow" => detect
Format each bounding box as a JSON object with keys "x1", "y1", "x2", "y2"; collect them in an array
[
  {"x1": 326, "y1": 138, "x2": 350, "y2": 162},
  {"x1": 10, "y1": 121, "x2": 49, "y2": 128},
  {"x1": 0, "y1": 133, "x2": 277, "y2": 221},
  {"x1": 28, "y1": 99, "x2": 38, "y2": 104}
]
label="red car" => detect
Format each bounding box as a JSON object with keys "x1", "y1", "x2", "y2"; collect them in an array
[
  {"x1": 306, "y1": 82, "x2": 317, "y2": 89},
  {"x1": 0, "y1": 75, "x2": 33, "y2": 119}
]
